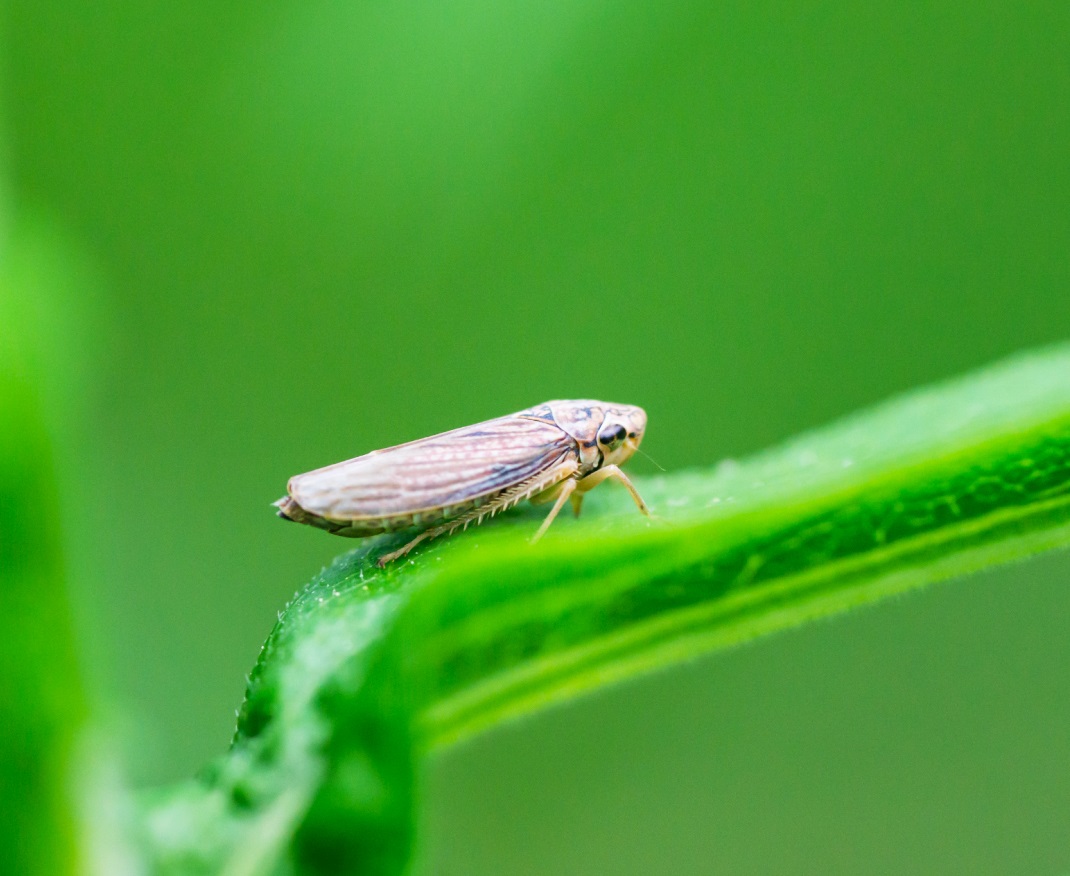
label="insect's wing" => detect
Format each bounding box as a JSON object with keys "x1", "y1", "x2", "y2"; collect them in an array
[{"x1": 287, "y1": 415, "x2": 576, "y2": 521}]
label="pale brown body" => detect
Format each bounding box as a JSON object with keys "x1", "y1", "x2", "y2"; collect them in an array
[{"x1": 275, "y1": 400, "x2": 649, "y2": 565}]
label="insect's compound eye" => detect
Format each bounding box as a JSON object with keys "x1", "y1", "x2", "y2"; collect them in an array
[{"x1": 598, "y1": 423, "x2": 627, "y2": 448}]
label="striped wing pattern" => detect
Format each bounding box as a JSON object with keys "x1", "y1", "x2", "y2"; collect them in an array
[{"x1": 286, "y1": 415, "x2": 575, "y2": 522}]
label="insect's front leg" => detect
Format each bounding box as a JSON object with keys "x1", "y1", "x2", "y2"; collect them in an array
[{"x1": 575, "y1": 465, "x2": 651, "y2": 516}]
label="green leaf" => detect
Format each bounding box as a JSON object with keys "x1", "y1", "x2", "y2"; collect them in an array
[
  {"x1": 0, "y1": 222, "x2": 88, "y2": 876},
  {"x1": 139, "y1": 343, "x2": 1070, "y2": 875}
]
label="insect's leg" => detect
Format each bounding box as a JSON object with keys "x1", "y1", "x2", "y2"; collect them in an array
[
  {"x1": 376, "y1": 529, "x2": 437, "y2": 566},
  {"x1": 576, "y1": 465, "x2": 651, "y2": 516},
  {"x1": 570, "y1": 492, "x2": 584, "y2": 517},
  {"x1": 531, "y1": 478, "x2": 577, "y2": 543},
  {"x1": 378, "y1": 468, "x2": 577, "y2": 566}
]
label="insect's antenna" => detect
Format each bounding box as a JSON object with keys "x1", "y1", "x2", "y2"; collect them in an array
[{"x1": 636, "y1": 446, "x2": 666, "y2": 472}]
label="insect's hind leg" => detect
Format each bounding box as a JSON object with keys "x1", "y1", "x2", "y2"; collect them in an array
[
  {"x1": 376, "y1": 487, "x2": 526, "y2": 566},
  {"x1": 376, "y1": 465, "x2": 579, "y2": 566},
  {"x1": 376, "y1": 528, "x2": 438, "y2": 566}
]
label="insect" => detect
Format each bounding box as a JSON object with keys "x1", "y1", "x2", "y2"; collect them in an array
[{"x1": 274, "y1": 399, "x2": 650, "y2": 566}]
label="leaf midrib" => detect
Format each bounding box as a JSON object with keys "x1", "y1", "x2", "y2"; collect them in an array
[{"x1": 421, "y1": 416, "x2": 1070, "y2": 747}]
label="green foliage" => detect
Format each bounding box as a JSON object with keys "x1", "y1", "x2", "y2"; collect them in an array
[
  {"x1": 0, "y1": 224, "x2": 86, "y2": 876},
  {"x1": 138, "y1": 344, "x2": 1070, "y2": 874},
  {"x1": 7, "y1": 1, "x2": 1070, "y2": 800},
  {"x1": 4, "y1": 5, "x2": 1069, "y2": 873}
]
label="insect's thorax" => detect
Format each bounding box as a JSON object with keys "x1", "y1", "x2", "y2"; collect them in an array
[{"x1": 520, "y1": 400, "x2": 607, "y2": 475}]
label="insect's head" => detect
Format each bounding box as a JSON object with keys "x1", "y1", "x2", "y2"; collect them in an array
[{"x1": 597, "y1": 404, "x2": 646, "y2": 467}]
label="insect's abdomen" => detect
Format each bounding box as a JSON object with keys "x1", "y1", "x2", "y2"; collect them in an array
[
  {"x1": 281, "y1": 416, "x2": 573, "y2": 522},
  {"x1": 274, "y1": 494, "x2": 480, "y2": 537}
]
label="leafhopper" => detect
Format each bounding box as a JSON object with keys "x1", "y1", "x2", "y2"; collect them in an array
[{"x1": 274, "y1": 400, "x2": 650, "y2": 565}]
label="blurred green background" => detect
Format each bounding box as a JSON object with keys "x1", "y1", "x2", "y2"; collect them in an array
[{"x1": 3, "y1": 2, "x2": 1069, "y2": 872}]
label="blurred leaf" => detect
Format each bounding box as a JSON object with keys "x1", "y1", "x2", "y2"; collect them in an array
[
  {"x1": 137, "y1": 343, "x2": 1070, "y2": 874},
  {"x1": 0, "y1": 221, "x2": 87, "y2": 875},
  {"x1": 8, "y1": 1, "x2": 1070, "y2": 796}
]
